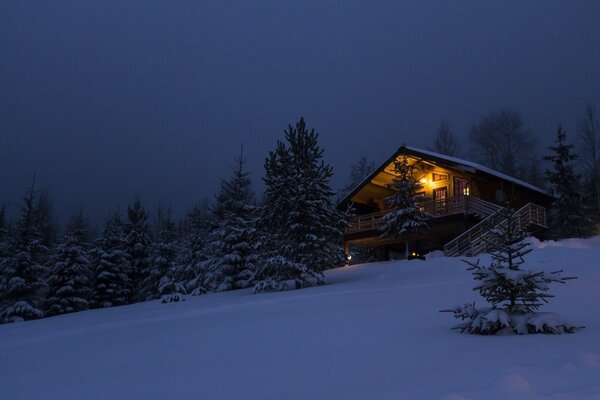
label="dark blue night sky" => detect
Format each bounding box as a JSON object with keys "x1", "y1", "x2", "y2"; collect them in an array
[{"x1": 1, "y1": 1, "x2": 599, "y2": 224}]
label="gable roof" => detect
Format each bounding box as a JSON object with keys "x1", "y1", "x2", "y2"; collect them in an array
[{"x1": 338, "y1": 145, "x2": 553, "y2": 208}]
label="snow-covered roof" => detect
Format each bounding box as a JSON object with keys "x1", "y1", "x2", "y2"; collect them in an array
[
  {"x1": 403, "y1": 146, "x2": 551, "y2": 196},
  {"x1": 338, "y1": 145, "x2": 552, "y2": 207}
]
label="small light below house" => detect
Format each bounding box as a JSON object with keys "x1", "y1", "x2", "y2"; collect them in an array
[
  {"x1": 411, "y1": 252, "x2": 417, "y2": 257},
  {"x1": 345, "y1": 254, "x2": 352, "y2": 265}
]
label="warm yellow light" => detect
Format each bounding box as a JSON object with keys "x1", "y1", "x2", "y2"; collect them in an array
[
  {"x1": 463, "y1": 187, "x2": 470, "y2": 196},
  {"x1": 419, "y1": 177, "x2": 427, "y2": 185}
]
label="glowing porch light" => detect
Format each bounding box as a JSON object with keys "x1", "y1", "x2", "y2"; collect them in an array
[
  {"x1": 463, "y1": 187, "x2": 470, "y2": 196},
  {"x1": 419, "y1": 177, "x2": 428, "y2": 185}
]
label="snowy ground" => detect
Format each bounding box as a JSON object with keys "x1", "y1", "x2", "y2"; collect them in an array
[{"x1": 1, "y1": 237, "x2": 599, "y2": 400}]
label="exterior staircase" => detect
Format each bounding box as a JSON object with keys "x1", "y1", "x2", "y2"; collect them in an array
[{"x1": 443, "y1": 202, "x2": 547, "y2": 257}]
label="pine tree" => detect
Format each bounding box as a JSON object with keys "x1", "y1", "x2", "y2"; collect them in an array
[
  {"x1": 204, "y1": 151, "x2": 258, "y2": 292},
  {"x1": 44, "y1": 213, "x2": 92, "y2": 316},
  {"x1": 142, "y1": 209, "x2": 181, "y2": 301},
  {"x1": 379, "y1": 155, "x2": 429, "y2": 258},
  {"x1": 443, "y1": 207, "x2": 580, "y2": 335},
  {"x1": 255, "y1": 117, "x2": 347, "y2": 292},
  {"x1": 544, "y1": 126, "x2": 594, "y2": 239},
  {"x1": 175, "y1": 202, "x2": 211, "y2": 295},
  {"x1": 123, "y1": 198, "x2": 152, "y2": 302},
  {"x1": 93, "y1": 212, "x2": 131, "y2": 308},
  {"x1": 0, "y1": 184, "x2": 48, "y2": 323}
]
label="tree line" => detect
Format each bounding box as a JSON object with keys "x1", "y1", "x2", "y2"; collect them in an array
[{"x1": 0, "y1": 117, "x2": 347, "y2": 324}]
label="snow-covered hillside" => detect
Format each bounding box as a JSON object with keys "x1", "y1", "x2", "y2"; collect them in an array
[{"x1": 1, "y1": 237, "x2": 599, "y2": 400}]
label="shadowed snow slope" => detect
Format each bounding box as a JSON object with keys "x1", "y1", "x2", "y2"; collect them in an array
[{"x1": 1, "y1": 237, "x2": 599, "y2": 399}]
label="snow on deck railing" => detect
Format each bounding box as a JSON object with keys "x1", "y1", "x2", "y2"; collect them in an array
[{"x1": 346, "y1": 195, "x2": 501, "y2": 234}]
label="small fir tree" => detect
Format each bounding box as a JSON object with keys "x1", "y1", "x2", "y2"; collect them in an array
[
  {"x1": 45, "y1": 214, "x2": 92, "y2": 316},
  {"x1": 379, "y1": 155, "x2": 429, "y2": 258},
  {"x1": 0, "y1": 184, "x2": 48, "y2": 323},
  {"x1": 255, "y1": 118, "x2": 347, "y2": 292},
  {"x1": 123, "y1": 198, "x2": 152, "y2": 302},
  {"x1": 204, "y1": 151, "x2": 258, "y2": 292},
  {"x1": 93, "y1": 212, "x2": 131, "y2": 308},
  {"x1": 443, "y1": 206, "x2": 580, "y2": 335},
  {"x1": 544, "y1": 126, "x2": 594, "y2": 238}
]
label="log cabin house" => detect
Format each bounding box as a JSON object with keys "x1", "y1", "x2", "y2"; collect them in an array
[{"x1": 338, "y1": 146, "x2": 554, "y2": 260}]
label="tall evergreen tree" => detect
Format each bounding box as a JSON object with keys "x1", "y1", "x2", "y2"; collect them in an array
[
  {"x1": 379, "y1": 155, "x2": 429, "y2": 258},
  {"x1": 577, "y1": 103, "x2": 600, "y2": 223},
  {"x1": 175, "y1": 201, "x2": 211, "y2": 295},
  {"x1": 45, "y1": 213, "x2": 92, "y2": 316},
  {"x1": 142, "y1": 208, "x2": 181, "y2": 301},
  {"x1": 0, "y1": 184, "x2": 48, "y2": 323},
  {"x1": 204, "y1": 150, "x2": 258, "y2": 292},
  {"x1": 93, "y1": 212, "x2": 131, "y2": 308},
  {"x1": 255, "y1": 117, "x2": 347, "y2": 292},
  {"x1": 543, "y1": 126, "x2": 593, "y2": 238},
  {"x1": 35, "y1": 191, "x2": 58, "y2": 248},
  {"x1": 123, "y1": 198, "x2": 152, "y2": 302}
]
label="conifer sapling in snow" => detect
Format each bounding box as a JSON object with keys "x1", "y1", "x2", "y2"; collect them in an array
[
  {"x1": 379, "y1": 155, "x2": 429, "y2": 258},
  {"x1": 443, "y1": 206, "x2": 580, "y2": 335}
]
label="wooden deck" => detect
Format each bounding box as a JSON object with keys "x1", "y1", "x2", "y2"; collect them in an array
[{"x1": 346, "y1": 195, "x2": 501, "y2": 234}]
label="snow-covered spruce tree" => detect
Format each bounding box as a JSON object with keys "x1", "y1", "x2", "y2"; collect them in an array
[
  {"x1": 174, "y1": 202, "x2": 211, "y2": 295},
  {"x1": 142, "y1": 209, "x2": 183, "y2": 301},
  {"x1": 255, "y1": 117, "x2": 347, "y2": 292},
  {"x1": 204, "y1": 151, "x2": 258, "y2": 292},
  {"x1": 123, "y1": 198, "x2": 152, "y2": 302},
  {"x1": 93, "y1": 212, "x2": 131, "y2": 308},
  {"x1": 544, "y1": 126, "x2": 594, "y2": 239},
  {"x1": 0, "y1": 185, "x2": 48, "y2": 323},
  {"x1": 44, "y1": 213, "x2": 92, "y2": 316},
  {"x1": 443, "y1": 206, "x2": 580, "y2": 335},
  {"x1": 379, "y1": 155, "x2": 429, "y2": 258}
]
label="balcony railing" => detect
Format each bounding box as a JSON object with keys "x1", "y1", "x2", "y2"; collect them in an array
[{"x1": 346, "y1": 195, "x2": 502, "y2": 234}]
